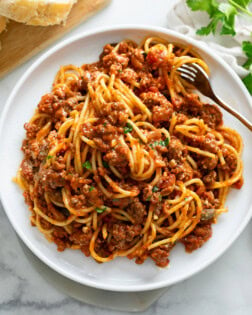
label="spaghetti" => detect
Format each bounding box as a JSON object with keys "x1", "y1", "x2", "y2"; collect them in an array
[{"x1": 16, "y1": 37, "x2": 243, "y2": 267}]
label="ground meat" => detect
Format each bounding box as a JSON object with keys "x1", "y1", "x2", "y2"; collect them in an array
[
  {"x1": 107, "y1": 223, "x2": 142, "y2": 251},
  {"x1": 202, "y1": 170, "x2": 217, "y2": 185},
  {"x1": 70, "y1": 228, "x2": 92, "y2": 247},
  {"x1": 70, "y1": 194, "x2": 87, "y2": 208},
  {"x1": 103, "y1": 144, "x2": 129, "y2": 167},
  {"x1": 127, "y1": 198, "x2": 146, "y2": 224},
  {"x1": 52, "y1": 156, "x2": 66, "y2": 171},
  {"x1": 80, "y1": 69, "x2": 100, "y2": 91},
  {"x1": 117, "y1": 41, "x2": 136, "y2": 54},
  {"x1": 130, "y1": 48, "x2": 145, "y2": 70},
  {"x1": 198, "y1": 156, "x2": 218, "y2": 170},
  {"x1": 100, "y1": 43, "x2": 115, "y2": 57},
  {"x1": 111, "y1": 223, "x2": 141, "y2": 242},
  {"x1": 150, "y1": 245, "x2": 171, "y2": 267},
  {"x1": 152, "y1": 104, "x2": 173, "y2": 125},
  {"x1": 201, "y1": 191, "x2": 219, "y2": 209},
  {"x1": 147, "y1": 130, "x2": 163, "y2": 142},
  {"x1": 158, "y1": 173, "x2": 176, "y2": 195},
  {"x1": 180, "y1": 93, "x2": 203, "y2": 115},
  {"x1": 146, "y1": 44, "x2": 174, "y2": 70},
  {"x1": 38, "y1": 93, "x2": 57, "y2": 114},
  {"x1": 119, "y1": 68, "x2": 138, "y2": 84},
  {"x1": 188, "y1": 133, "x2": 219, "y2": 155},
  {"x1": 142, "y1": 185, "x2": 161, "y2": 203},
  {"x1": 220, "y1": 147, "x2": 237, "y2": 172},
  {"x1": 100, "y1": 102, "x2": 129, "y2": 126},
  {"x1": 200, "y1": 133, "x2": 219, "y2": 153},
  {"x1": 140, "y1": 91, "x2": 171, "y2": 109},
  {"x1": 82, "y1": 122, "x2": 123, "y2": 152},
  {"x1": 37, "y1": 90, "x2": 76, "y2": 122},
  {"x1": 181, "y1": 223, "x2": 212, "y2": 253},
  {"x1": 176, "y1": 113, "x2": 188, "y2": 124},
  {"x1": 168, "y1": 136, "x2": 187, "y2": 162},
  {"x1": 23, "y1": 191, "x2": 33, "y2": 210},
  {"x1": 52, "y1": 227, "x2": 70, "y2": 252},
  {"x1": 102, "y1": 51, "x2": 129, "y2": 72},
  {"x1": 39, "y1": 167, "x2": 66, "y2": 190},
  {"x1": 24, "y1": 123, "x2": 39, "y2": 139},
  {"x1": 171, "y1": 162, "x2": 193, "y2": 182},
  {"x1": 20, "y1": 159, "x2": 34, "y2": 183},
  {"x1": 200, "y1": 104, "x2": 223, "y2": 129},
  {"x1": 137, "y1": 71, "x2": 154, "y2": 91}
]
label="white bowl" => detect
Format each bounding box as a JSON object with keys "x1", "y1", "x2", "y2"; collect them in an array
[{"x1": 0, "y1": 25, "x2": 251, "y2": 292}]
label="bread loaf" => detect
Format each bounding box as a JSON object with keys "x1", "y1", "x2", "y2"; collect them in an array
[
  {"x1": 0, "y1": 16, "x2": 7, "y2": 33},
  {"x1": 0, "y1": 0, "x2": 77, "y2": 26}
]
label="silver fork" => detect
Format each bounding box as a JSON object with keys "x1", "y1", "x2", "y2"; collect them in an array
[{"x1": 177, "y1": 63, "x2": 252, "y2": 131}]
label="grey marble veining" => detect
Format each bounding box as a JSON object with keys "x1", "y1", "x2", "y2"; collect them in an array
[{"x1": 0, "y1": 0, "x2": 252, "y2": 314}]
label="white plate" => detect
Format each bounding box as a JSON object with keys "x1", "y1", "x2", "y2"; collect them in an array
[{"x1": 0, "y1": 25, "x2": 251, "y2": 292}]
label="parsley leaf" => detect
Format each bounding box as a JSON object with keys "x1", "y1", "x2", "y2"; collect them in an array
[
  {"x1": 102, "y1": 161, "x2": 109, "y2": 168},
  {"x1": 242, "y1": 41, "x2": 252, "y2": 94},
  {"x1": 149, "y1": 138, "x2": 169, "y2": 149},
  {"x1": 242, "y1": 41, "x2": 252, "y2": 69},
  {"x1": 187, "y1": 0, "x2": 252, "y2": 94},
  {"x1": 124, "y1": 123, "x2": 133, "y2": 134},
  {"x1": 229, "y1": 0, "x2": 252, "y2": 16},
  {"x1": 187, "y1": 0, "x2": 252, "y2": 36},
  {"x1": 82, "y1": 161, "x2": 92, "y2": 170},
  {"x1": 146, "y1": 196, "x2": 151, "y2": 201},
  {"x1": 242, "y1": 73, "x2": 252, "y2": 94},
  {"x1": 152, "y1": 186, "x2": 159, "y2": 192},
  {"x1": 186, "y1": 0, "x2": 218, "y2": 15},
  {"x1": 89, "y1": 186, "x2": 95, "y2": 192},
  {"x1": 46, "y1": 155, "x2": 53, "y2": 160},
  {"x1": 218, "y1": 3, "x2": 237, "y2": 35},
  {"x1": 231, "y1": 0, "x2": 250, "y2": 7},
  {"x1": 95, "y1": 206, "x2": 107, "y2": 213}
]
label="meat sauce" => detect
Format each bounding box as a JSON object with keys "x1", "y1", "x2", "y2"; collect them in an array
[{"x1": 19, "y1": 40, "x2": 242, "y2": 267}]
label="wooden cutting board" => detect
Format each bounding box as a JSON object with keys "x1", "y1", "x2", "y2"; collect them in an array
[{"x1": 0, "y1": 0, "x2": 110, "y2": 78}]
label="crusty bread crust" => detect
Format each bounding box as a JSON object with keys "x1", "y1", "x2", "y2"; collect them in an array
[
  {"x1": 0, "y1": 15, "x2": 7, "y2": 33},
  {"x1": 0, "y1": 0, "x2": 77, "y2": 26}
]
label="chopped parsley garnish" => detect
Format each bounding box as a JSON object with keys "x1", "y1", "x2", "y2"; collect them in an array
[
  {"x1": 152, "y1": 186, "x2": 159, "y2": 192},
  {"x1": 123, "y1": 123, "x2": 133, "y2": 134},
  {"x1": 242, "y1": 41, "x2": 252, "y2": 94},
  {"x1": 95, "y1": 206, "x2": 107, "y2": 213},
  {"x1": 149, "y1": 138, "x2": 169, "y2": 149},
  {"x1": 103, "y1": 122, "x2": 107, "y2": 127},
  {"x1": 186, "y1": 0, "x2": 252, "y2": 94},
  {"x1": 89, "y1": 186, "x2": 95, "y2": 192},
  {"x1": 118, "y1": 69, "x2": 123, "y2": 73},
  {"x1": 158, "y1": 195, "x2": 162, "y2": 201},
  {"x1": 146, "y1": 196, "x2": 151, "y2": 201},
  {"x1": 102, "y1": 161, "x2": 109, "y2": 168},
  {"x1": 82, "y1": 161, "x2": 92, "y2": 170},
  {"x1": 46, "y1": 155, "x2": 53, "y2": 160}
]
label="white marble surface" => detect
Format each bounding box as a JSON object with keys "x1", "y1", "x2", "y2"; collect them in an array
[{"x1": 0, "y1": 0, "x2": 252, "y2": 314}]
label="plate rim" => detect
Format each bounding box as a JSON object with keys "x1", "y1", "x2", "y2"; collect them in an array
[{"x1": 0, "y1": 24, "x2": 251, "y2": 292}]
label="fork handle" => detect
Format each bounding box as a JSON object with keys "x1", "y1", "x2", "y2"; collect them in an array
[{"x1": 211, "y1": 93, "x2": 252, "y2": 131}]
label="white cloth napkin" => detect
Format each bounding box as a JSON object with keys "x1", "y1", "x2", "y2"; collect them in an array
[{"x1": 167, "y1": 0, "x2": 252, "y2": 77}]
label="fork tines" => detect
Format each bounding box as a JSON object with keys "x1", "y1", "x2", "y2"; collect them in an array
[{"x1": 177, "y1": 63, "x2": 208, "y2": 83}]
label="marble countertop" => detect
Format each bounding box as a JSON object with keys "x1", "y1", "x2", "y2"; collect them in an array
[{"x1": 0, "y1": 0, "x2": 252, "y2": 314}]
